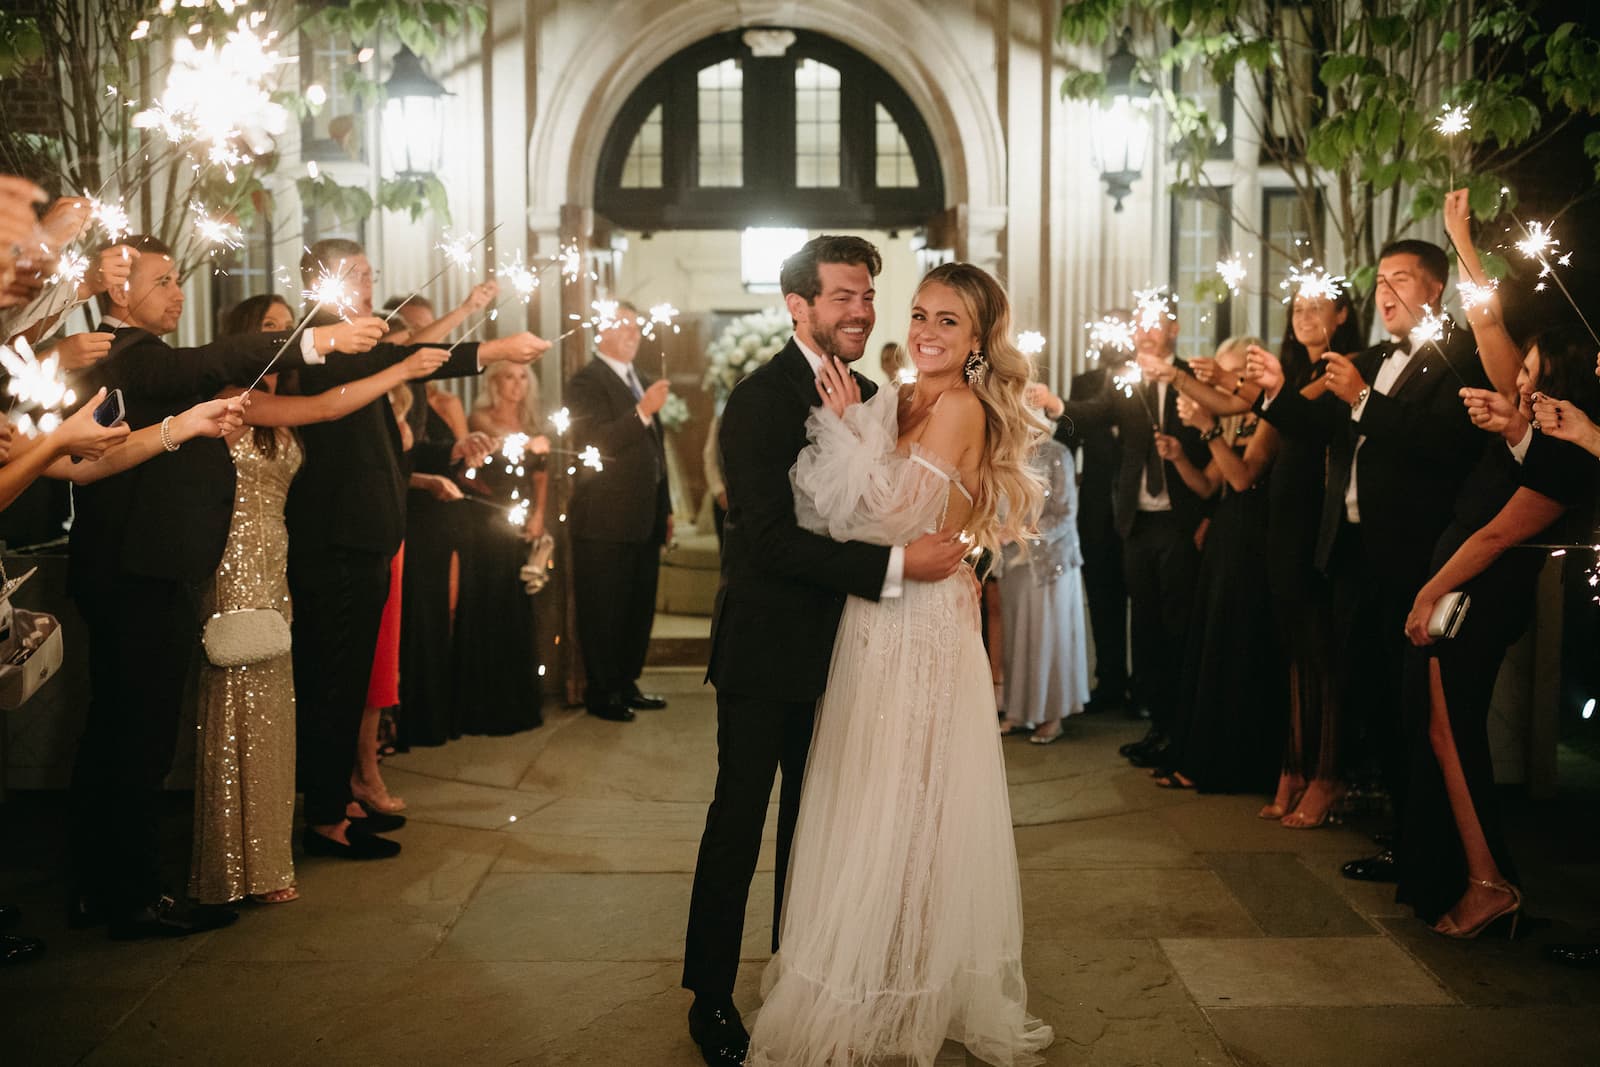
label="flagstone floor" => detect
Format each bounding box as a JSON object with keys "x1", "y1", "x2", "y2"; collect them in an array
[{"x1": 3, "y1": 667, "x2": 1599, "y2": 1065}]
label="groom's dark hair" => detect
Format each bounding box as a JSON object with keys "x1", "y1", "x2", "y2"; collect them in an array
[{"x1": 779, "y1": 235, "x2": 882, "y2": 303}]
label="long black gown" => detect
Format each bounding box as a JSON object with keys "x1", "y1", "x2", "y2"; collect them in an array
[
  {"x1": 451, "y1": 443, "x2": 545, "y2": 735},
  {"x1": 1397, "y1": 431, "x2": 1596, "y2": 922},
  {"x1": 398, "y1": 397, "x2": 469, "y2": 747},
  {"x1": 1169, "y1": 422, "x2": 1285, "y2": 792},
  {"x1": 1266, "y1": 355, "x2": 1342, "y2": 783}
]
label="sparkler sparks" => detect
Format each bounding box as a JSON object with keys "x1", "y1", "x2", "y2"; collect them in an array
[
  {"x1": 643, "y1": 302, "x2": 681, "y2": 339},
  {"x1": 1133, "y1": 287, "x2": 1177, "y2": 331},
  {"x1": 190, "y1": 203, "x2": 242, "y2": 252},
  {"x1": 507, "y1": 500, "x2": 529, "y2": 526},
  {"x1": 1456, "y1": 278, "x2": 1499, "y2": 312},
  {"x1": 1434, "y1": 104, "x2": 1472, "y2": 137},
  {"x1": 131, "y1": 17, "x2": 290, "y2": 160},
  {"x1": 1016, "y1": 330, "x2": 1047, "y2": 356},
  {"x1": 557, "y1": 244, "x2": 582, "y2": 285},
  {"x1": 1515, "y1": 220, "x2": 1559, "y2": 261},
  {"x1": 301, "y1": 263, "x2": 356, "y2": 321},
  {"x1": 1281, "y1": 260, "x2": 1348, "y2": 304},
  {"x1": 499, "y1": 432, "x2": 531, "y2": 466},
  {"x1": 437, "y1": 230, "x2": 479, "y2": 271},
  {"x1": 590, "y1": 299, "x2": 622, "y2": 332},
  {"x1": 1, "y1": 338, "x2": 77, "y2": 412},
  {"x1": 579, "y1": 445, "x2": 604, "y2": 472},
  {"x1": 49, "y1": 249, "x2": 90, "y2": 288},
  {"x1": 549, "y1": 407, "x2": 571, "y2": 435},
  {"x1": 1085, "y1": 316, "x2": 1135, "y2": 362},
  {"x1": 1112, "y1": 361, "x2": 1144, "y2": 398},
  {"x1": 1409, "y1": 304, "x2": 1448, "y2": 350},
  {"x1": 90, "y1": 199, "x2": 131, "y2": 243},
  {"x1": 496, "y1": 251, "x2": 539, "y2": 304},
  {"x1": 1216, "y1": 255, "x2": 1248, "y2": 294},
  {"x1": 896, "y1": 366, "x2": 918, "y2": 386}
]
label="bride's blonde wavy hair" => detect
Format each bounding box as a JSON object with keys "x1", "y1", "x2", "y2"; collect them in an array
[{"x1": 916, "y1": 262, "x2": 1049, "y2": 553}]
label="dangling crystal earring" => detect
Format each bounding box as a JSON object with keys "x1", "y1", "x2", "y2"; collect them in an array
[{"x1": 964, "y1": 349, "x2": 986, "y2": 385}]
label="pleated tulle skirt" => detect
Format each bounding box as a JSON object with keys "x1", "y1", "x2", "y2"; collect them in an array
[{"x1": 747, "y1": 575, "x2": 1053, "y2": 1067}]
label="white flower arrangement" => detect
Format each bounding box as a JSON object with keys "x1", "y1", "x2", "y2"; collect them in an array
[
  {"x1": 703, "y1": 306, "x2": 792, "y2": 404},
  {"x1": 658, "y1": 392, "x2": 691, "y2": 432}
]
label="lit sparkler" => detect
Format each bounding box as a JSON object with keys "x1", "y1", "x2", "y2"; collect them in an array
[
  {"x1": 1133, "y1": 286, "x2": 1177, "y2": 331},
  {"x1": 190, "y1": 202, "x2": 242, "y2": 253},
  {"x1": 549, "y1": 407, "x2": 571, "y2": 435},
  {"x1": 438, "y1": 230, "x2": 479, "y2": 271},
  {"x1": 507, "y1": 500, "x2": 530, "y2": 526},
  {"x1": 131, "y1": 17, "x2": 290, "y2": 161},
  {"x1": 499, "y1": 432, "x2": 531, "y2": 467},
  {"x1": 896, "y1": 366, "x2": 918, "y2": 386},
  {"x1": 49, "y1": 249, "x2": 90, "y2": 288},
  {"x1": 590, "y1": 299, "x2": 621, "y2": 332},
  {"x1": 1017, "y1": 330, "x2": 1047, "y2": 356},
  {"x1": 1435, "y1": 104, "x2": 1472, "y2": 137},
  {"x1": 90, "y1": 198, "x2": 130, "y2": 243},
  {"x1": 301, "y1": 263, "x2": 356, "y2": 321},
  {"x1": 557, "y1": 244, "x2": 582, "y2": 285},
  {"x1": 498, "y1": 251, "x2": 539, "y2": 304},
  {"x1": 1456, "y1": 278, "x2": 1499, "y2": 313},
  {"x1": 1281, "y1": 260, "x2": 1347, "y2": 304},
  {"x1": 1, "y1": 338, "x2": 77, "y2": 412},
  {"x1": 1112, "y1": 361, "x2": 1144, "y2": 398},
  {"x1": 1515, "y1": 220, "x2": 1559, "y2": 261},
  {"x1": 643, "y1": 302, "x2": 681, "y2": 339},
  {"x1": 579, "y1": 444, "x2": 604, "y2": 472},
  {"x1": 1409, "y1": 304, "x2": 1448, "y2": 350},
  {"x1": 1216, "y1": 254, "x2": 1248, "y2": 295},
  {"x1": 1085, "y1": 316, "x2": 1135, "y2": 362}
]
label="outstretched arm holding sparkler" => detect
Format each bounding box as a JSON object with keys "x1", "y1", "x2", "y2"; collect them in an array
[
  {"x1": 229, "y1": 347, "x2": 452, "y2": 427},
  {"x1": 1443, "y1": 188, "x2": 1520, "y2": 398},
  {"x1": 384, "y1": 280, "x2": 498, "y2": 345},
  {"x1": 0, "y1": 388, "x2": 133, "y2": 508},
  {"x1": 42, "y1": 395, "x2": 246, "y2": 486}
]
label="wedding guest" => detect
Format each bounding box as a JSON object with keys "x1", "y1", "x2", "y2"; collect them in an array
[
  {"x1": 1038, "y1": 292, "x2": 1210, "y2": 766},
  {"x1": 878, "y1": 341, "x2": 909, "y2": 382},
  {"x1": 188, "y1": 296, "x2": 451, "y2": 904},
  {"x1": 704, "y1": 408, "x2": 728, "y2": 545},
  {"x1": 565, "y1": 301, "x2": 671, "y2": 722},
  {"x1": 454, "y1": 361, "x2": 549, "y2": 734},
  {"x1": 997, "y1": 434, "x2": 1088, "y2": 743},
  {"x1": 64, "y1": 234, "x2": 384, "y2": 936},
  {"x1": 1399, "y1": 326, "x2": 1600, "y2": 937},
  {"x1": 1149, "y1": 337, "x2": 1283, "y2": 792},
  {"x1": 285, "y1": 237, "x2": 542, "y2": 860},
  {"x1": 1252, "y1": 207, "x2": 1520, "y2": 883}
]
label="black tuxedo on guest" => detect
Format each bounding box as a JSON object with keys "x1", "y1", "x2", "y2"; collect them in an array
[
  {"x1": 684, "y1": 340, "x2": 892, "y2": 1000},
  {"x1": 564, "y1": 354, "x2": 672, "y2": 710},
  {"x1": 1057, "y1": 359, "x2": 1209, "y2": 732},
  {"x1": 284, "y1": 338, "x2": 483, "y2": 828},
  {"x1": 1259, "y1": 326, "x2": 1487, "y2": 829},
  {"x1": 1063, "y1": 364, "x2": 1128, "y2": 701},
  {"x1": 65, "y1": 326, "x2": 318, "y2": 916}
]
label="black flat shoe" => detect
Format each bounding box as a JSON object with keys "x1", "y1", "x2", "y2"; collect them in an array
[
  {"x1": 0, "y1": 933, "x2": 45, "y2": 964},
  {"x1": 627, "y1": 691, "x2": 669, "y2": 710},
  {"x1": 1127, "y1": 744, "x2": 1169, "y2": 770},
  {"x1": 349, "y1": 809, "x2": 406, "y2": 834},
  {"x1": 1340, "y1": 848, "x2": 1398, "y2": 883},
  {"x1": 300, "y1": 828, "x2": 401, "y2": 860},
  {"x1": 688, "y1": 997, "x2": 749, "y2": 1066},
  {"x1": 588, "y1": 703, "x2": 635, "y2": 722},
  {"x1": 107, "y1": 896, "x2": 238, "y2": 941},
  {"x1": 1546, "y1": 943, "x2": 1600, "y2": 968}
]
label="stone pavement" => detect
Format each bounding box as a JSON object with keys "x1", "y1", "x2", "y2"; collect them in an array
[{"x1": 3, "y1": 667, "x2": 1599, "y2": 1065}]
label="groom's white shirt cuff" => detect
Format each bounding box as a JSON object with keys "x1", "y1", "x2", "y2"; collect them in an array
[{"x1": 796, "y1": 334, "x2": 906, "y2": 599}]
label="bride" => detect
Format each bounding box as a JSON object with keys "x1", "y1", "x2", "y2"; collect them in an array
[{"x1": 746, "y1": 263, "x2": 1055, "y2": 1067}]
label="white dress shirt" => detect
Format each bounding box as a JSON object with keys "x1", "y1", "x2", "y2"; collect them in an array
[
  {"x1": 794, "y1": 334, "x2": 905, "y2": 599},
  {"x1": 1345, "y1": 340, "x2": 1414, "y2": 522},
  {"x1": 1136, "y1": 358, "x2": 1175, "y2": 512}
]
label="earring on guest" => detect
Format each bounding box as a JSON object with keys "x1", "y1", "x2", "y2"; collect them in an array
[{"x1": 964, "y1": 349, "x2": 986, "y2": 385}]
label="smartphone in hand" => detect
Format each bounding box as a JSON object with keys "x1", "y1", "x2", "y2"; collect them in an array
[{"x1": 92, "y1": 388, "x2": 126, "y2": 427}]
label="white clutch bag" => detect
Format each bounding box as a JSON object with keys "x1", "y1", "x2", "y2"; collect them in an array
[
  {"x1": 1426, "y1": 591, "x2": 1471, "y2": 640},
  {"x1": 202, "y1": 608, "x2": 292, "y2": 667}
]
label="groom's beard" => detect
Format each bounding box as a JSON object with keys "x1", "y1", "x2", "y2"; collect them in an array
[{"x1": 811, "y1": 317, "x2": 873, "y2": 363}]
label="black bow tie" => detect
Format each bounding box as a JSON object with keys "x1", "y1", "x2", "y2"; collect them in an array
[{"x1": 1390, "y1": 337, "x2": 1412, "y2": 356}]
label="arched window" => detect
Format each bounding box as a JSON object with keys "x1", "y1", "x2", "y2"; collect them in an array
[{"x1": 596, "y1": 29, "x2": 943, "y2": 230}]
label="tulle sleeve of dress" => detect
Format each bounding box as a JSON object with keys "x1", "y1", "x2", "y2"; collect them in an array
[{"x1": 791, "y1": 387, "x2": 959, "y2": 546}]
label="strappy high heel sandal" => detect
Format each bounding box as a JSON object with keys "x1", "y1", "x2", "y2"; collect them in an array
[{"x1": 1432, "y1": 879, "x2": 1522, "y2": 940}]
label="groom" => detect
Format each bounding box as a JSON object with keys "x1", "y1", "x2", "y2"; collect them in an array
[{"x1": 682, "y1": 236, "x2": 968, "y2": 1064}]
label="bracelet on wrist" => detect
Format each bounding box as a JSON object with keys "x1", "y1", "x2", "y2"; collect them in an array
[
  {"x1": 1199, "y1": 424, "x2": 1224, "y2": 443},
  {"x1": 159, "y1": 416, "x2": 180, "y2": 452}
]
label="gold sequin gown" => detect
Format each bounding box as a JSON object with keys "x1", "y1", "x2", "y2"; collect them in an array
[{"x1": 189, "y1": 430, "x2": 302, "y2": 904}]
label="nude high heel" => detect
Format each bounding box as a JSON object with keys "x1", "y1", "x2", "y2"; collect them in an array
[{"x1": 1432, "y1": 879, "x2": 1522, "y2": 940}]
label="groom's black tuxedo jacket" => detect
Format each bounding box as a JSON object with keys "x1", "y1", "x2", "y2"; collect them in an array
[{"x1": 707, "y1": 340, "x2": 892, "y2": 703}]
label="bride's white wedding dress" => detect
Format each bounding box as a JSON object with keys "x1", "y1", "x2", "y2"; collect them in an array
[{"x1": 746, "y1": 388, "x2": 1052, "y2": 1067}]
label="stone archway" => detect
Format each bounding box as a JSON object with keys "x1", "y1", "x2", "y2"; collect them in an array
[{"x1": 524, "y1": 0, "x2": 1005, "y2": 268}]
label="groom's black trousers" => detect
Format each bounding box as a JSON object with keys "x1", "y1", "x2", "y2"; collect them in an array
[{"x1": 683, "y1": 690, "x2": 816, "y2": 999}]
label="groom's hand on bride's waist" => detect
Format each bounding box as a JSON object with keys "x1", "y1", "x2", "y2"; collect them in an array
[{"x1": 903, "y1": 530, "x2": 966, "y2": 583}]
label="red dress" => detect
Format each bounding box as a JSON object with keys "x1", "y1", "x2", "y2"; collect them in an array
[{"x1": 366, "y1": 543, "x2": 404, "y2": 708}]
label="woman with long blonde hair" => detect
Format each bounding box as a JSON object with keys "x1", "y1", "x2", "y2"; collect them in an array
[{"x1": 746, "y1": 262, "x2": 1054, "y2": 1067}]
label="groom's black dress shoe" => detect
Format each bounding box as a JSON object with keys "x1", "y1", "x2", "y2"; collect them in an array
[
  {"x1": 688, "y1": 997, "x2": 749, "y2": 1065},
  {"x1": 348, "y1": 810, "x2": 406, "y2": 835},
  {"x1": 628, "y1": 689, "x2": 669, "y2": 710},
  {"x1": 301, "y1": 828, "x2": 402, "y2": 860},
  {"x1": 107, "y1": 895, "x2": 238, "y2": 940},
  {"x1": 588, "y1": 702, "x2": 635, "y2": 722},
  {"x1": 1340, "y1": 849, "x2": 1398, "y2": 883}
]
